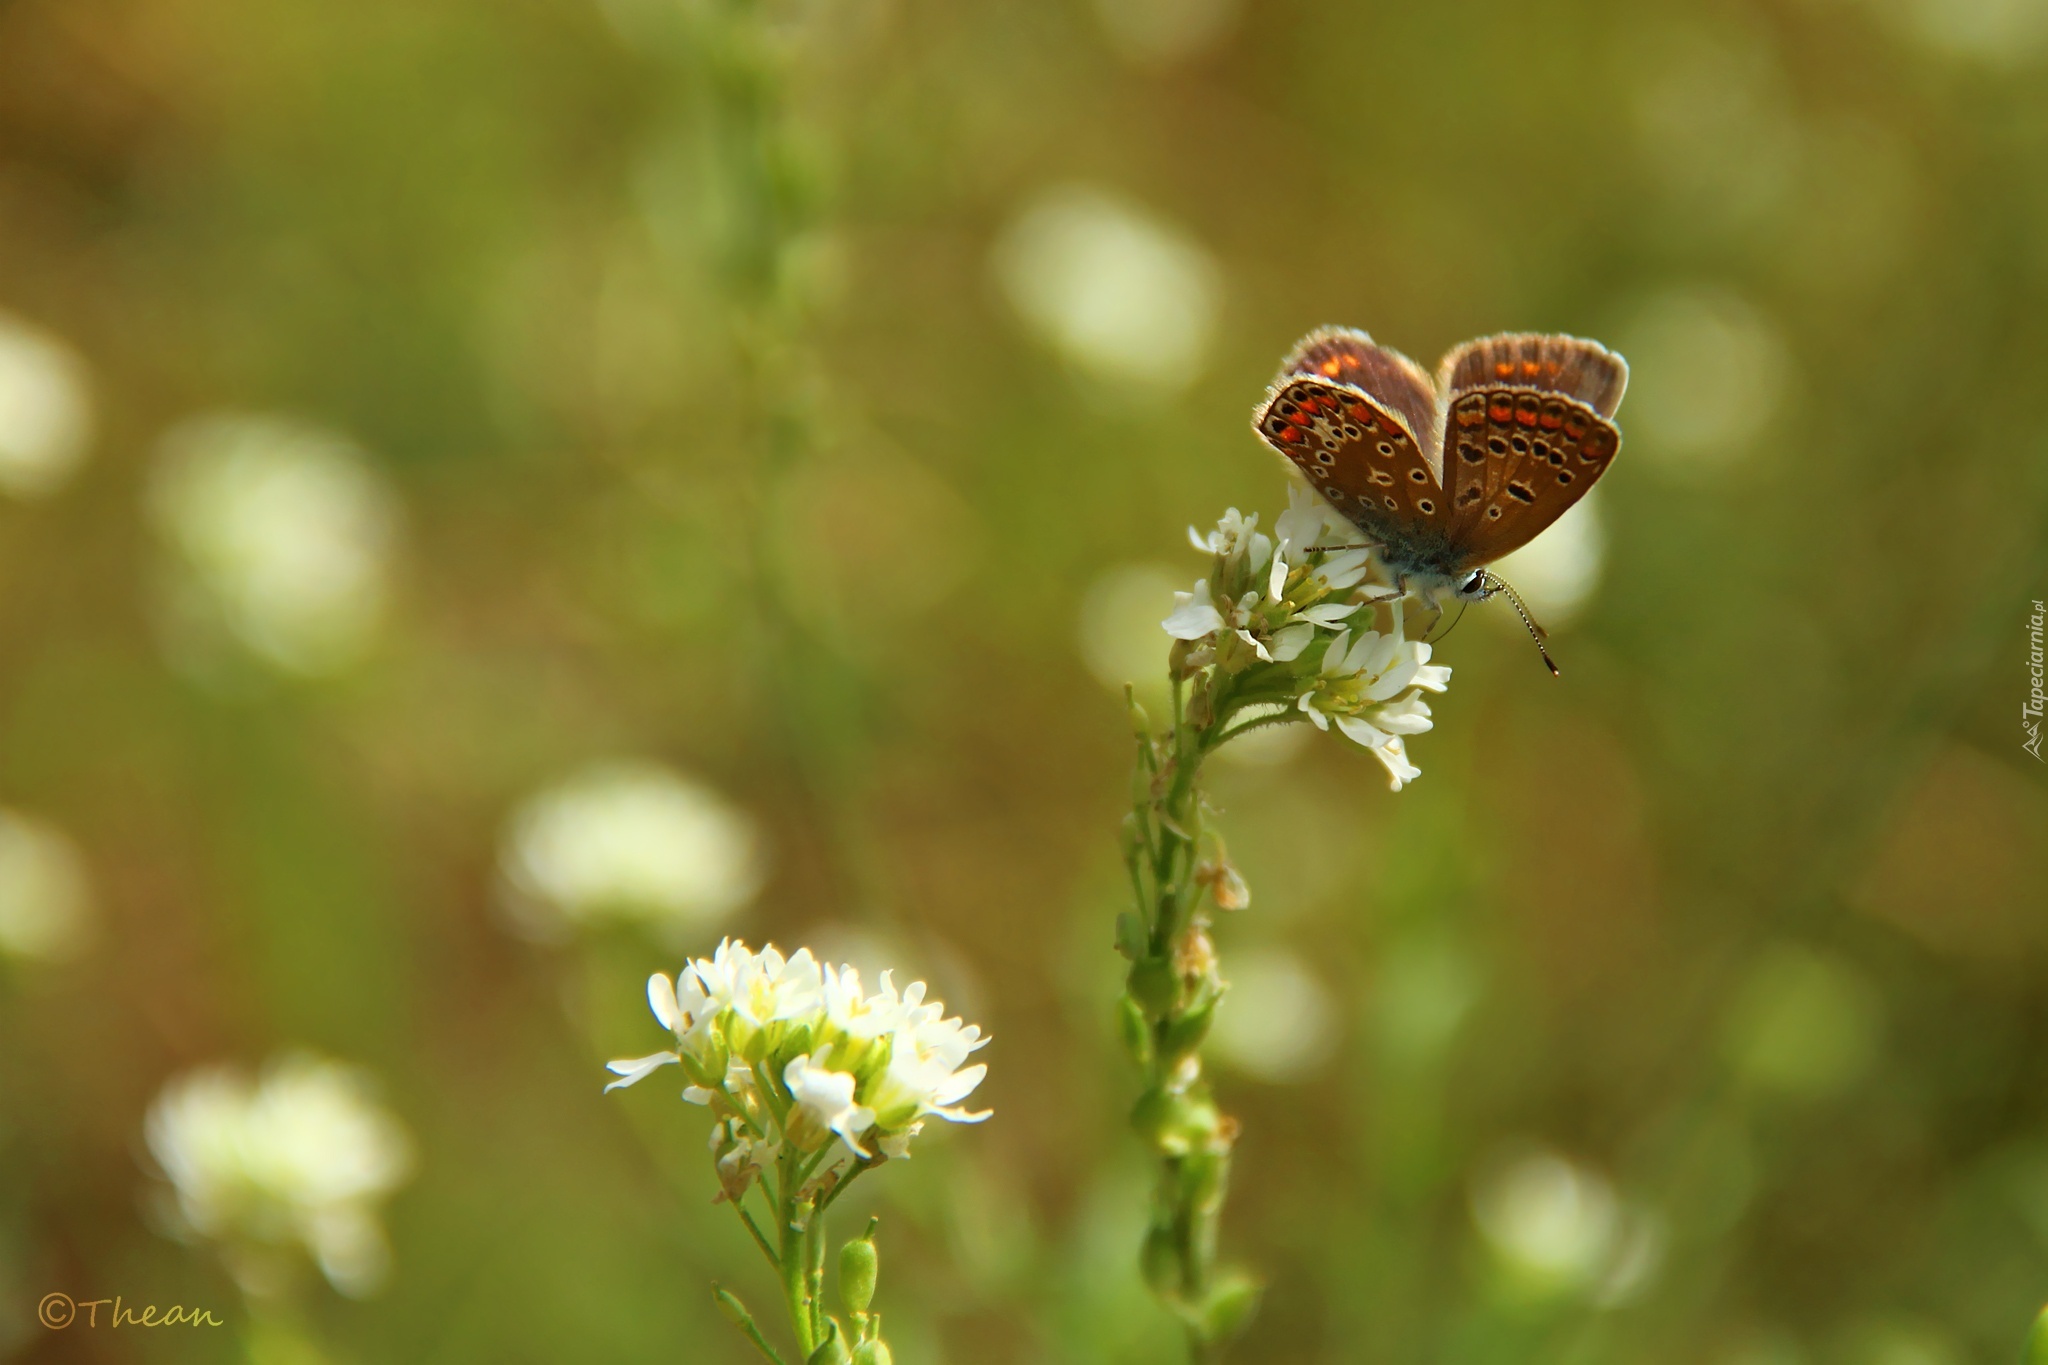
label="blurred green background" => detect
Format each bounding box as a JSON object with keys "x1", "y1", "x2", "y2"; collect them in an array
[{"x1": 3, "y1": 0, "x2": 2048, "y2": 1360}]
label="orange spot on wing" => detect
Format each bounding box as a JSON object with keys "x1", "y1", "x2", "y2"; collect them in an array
[{"x1": 1320, "y1": 358, "x2": 1343, "y2": 377}]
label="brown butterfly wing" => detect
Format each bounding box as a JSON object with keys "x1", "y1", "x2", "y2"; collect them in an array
[
  {"x1": 1254, "y1": 331, "x2": 1455, "y2": 547},
  {"x1": 1436, "y1": 333, "x2": 1627, "y2": 565},
  {"x1": 1279, "y1": 327, "x2": 1441, "y2": 466}
]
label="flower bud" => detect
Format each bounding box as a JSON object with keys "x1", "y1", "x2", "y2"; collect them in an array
[
  {"x1": 1114, "y1": 912, "x2": 1147, "y2": 962},
  {"x1": 1159, "y1": 996, "x2": 1215, "y2": 1064},
  {"x1": 1127, "y1": 957, "x2": 1178, "y2": 1018},
  {"x1": 1117, "y1": 996, "x2": 1154, "y2": 1066},
  {"x1": 1202, "y1": 861, "x2": 1249, "y2": 911},
  {"x1": 1140, "y1": 1223, "x2": 1182, "y2": 1296},
  {"x1": 852, "y1": 1341, "x2": 893, "y2": 1365},
  {"x1": 713, "y1": 1285, "x2": 752, "y2": 1327},
  {"x1": 1193, "y1": 1271, "x2": 1262, "y2": 1343},
  {"x1": 838, "y1": 1229, "x2": 878, "y2": 1316},
  {"x1": 1131, "y1": 1087, "x2": 1219, "y2": 1155},
  {"x1": 807, "y1": 1324, "x2": 852, "y2": 1365}
]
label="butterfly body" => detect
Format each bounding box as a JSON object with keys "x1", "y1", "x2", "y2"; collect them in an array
[{"x1": 1255, "y1": 328, "x2": 1627, "y2": 602}]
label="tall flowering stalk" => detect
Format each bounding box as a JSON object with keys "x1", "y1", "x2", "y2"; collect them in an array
[
  {"x1": 607, "y1": 939, "x2": 990, "y2": 1365},
  {"x1": 1117, "y1": 488, "x2": 1451, "y2": 1359}
]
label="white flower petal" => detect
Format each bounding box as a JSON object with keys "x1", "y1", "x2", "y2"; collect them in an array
[
  {"x1": 1268, "y1": 622, "x2": 1315, "y2": 662},
  {"x1": 1163, "y1": 580, "x2": 1225, "y2": 639},
  {"x1": 1372, "y1": 693, "x2": 1435, "y2": 735},
  {"x1": 604, "y1": 1051, "x2": 681, "y2": 1091},
  {"x1": 1320, "y1": 628, "x2": 1351, "y2": 673},
  {"x1": 1334, "y1": 713, "x2": 1392, "y2": 749},
  {"x1": 1412, "y1": 663, "x2": 1453, "y2": 693},
  {"x1": 648, "y1": 973, "x2": 682, "y2": 1033},
  {"x1": 1372, "y1": 736, "x2": 1422, "y2": 790}
]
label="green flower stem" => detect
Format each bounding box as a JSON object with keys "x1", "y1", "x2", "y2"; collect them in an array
[
  {"x1": 777, "y1": 1154, "x2": 819, "y2": 1358},
  {"x1": 736, "y1": 1199, "x2": 779, "y2": 1267},
  {"x1": 1121, "y1": 666, "x2": 1275, "y2": 1361},
  {"x1": 718, "y1": 1139, "x2": 876, "y2": 1362}
]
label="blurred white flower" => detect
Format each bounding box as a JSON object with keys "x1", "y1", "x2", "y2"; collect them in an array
[
  {"x1": 1490, "y1": 486, "x2": 1607, "y2": 627},
  {"x1": 149, "y1": 414, "x2": 399, "y2": 676},
  {"x1": 1618, "y1": 289, "x2": 1790, "y2": 475},
  {"x1": 1207, "y1": 947, "x2": 1338, "y2": 1084},
  {"x1": 1471, "y1": 1148, "x2": 1663, "y2": 1303},
  {"x1": 1079, "y1": 564, "x2": 1181, "y2": 696},
  {"x1": 0, "y1": 808, "x2": 94, "y2": 961},
  {"x1": 1372, "y1": 936, "x2": 1481, "y2": 1067},
  {"x1": 608, "y1": 938, "x2": 989, "y2": 1187},
  {"x1": 145, "y1": 1054, "x2": 414, "y2": 1298},
  {"x1": 993, "y1": 185, "x2": 1222, "y2": 393},
  {"x1": 0, "y1": 313, "x2": 93, "y2": 498},
  {"x1": 500, "y1": 762, "x2": 763, "y2": 942}
]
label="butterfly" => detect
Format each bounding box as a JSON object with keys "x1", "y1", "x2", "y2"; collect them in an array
[{"x1": 1252, "y1": 327, "x2": 1628, "y2": 673}]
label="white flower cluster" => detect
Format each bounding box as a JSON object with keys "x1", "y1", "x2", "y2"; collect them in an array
[
  {"x1": 1162, "y1": 487, "x2": 1451, "y2": 788},
  {"x1": 499, "y1": 761, "x2": 763, "y2": 942},
  {"x1": 607, "y1": 939, "x2": 989, "y2": 1196},
  {"x1": 144, "y1": 1054, "x2": 414, "y2": 1298}
]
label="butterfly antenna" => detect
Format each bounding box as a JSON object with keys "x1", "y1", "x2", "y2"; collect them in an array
[{"x1": 1480, "y1": 572, "x2": 1560, "y2": 677}]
